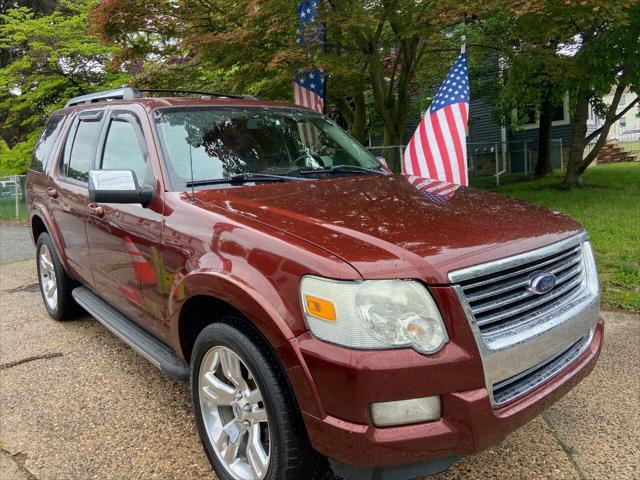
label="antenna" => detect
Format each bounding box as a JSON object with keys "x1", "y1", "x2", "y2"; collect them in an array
[
  {"x1": 187, "y1": 112, "x2": 196, "y2": 203},
  {"x1": 189, "y1": 143, "x2": 195, "y2": 204}
]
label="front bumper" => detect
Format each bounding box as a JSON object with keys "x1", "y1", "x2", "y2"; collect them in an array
[
  {"x1": 282, "y1": 235, "x2": 602, "y2": 478},
  {"x1": 295, "y1": 321, "x2": 602, "y2": 473}
]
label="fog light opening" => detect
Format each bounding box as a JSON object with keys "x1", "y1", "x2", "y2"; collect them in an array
[{"x1": 370, "y1": 396, "x2": 441, "y2": 427}]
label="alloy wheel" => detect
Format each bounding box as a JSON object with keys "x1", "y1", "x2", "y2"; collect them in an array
[
  {"x1": 38, "y1": 244, "x2": 57, "y2": 311},
  {"x1": 199, "y1": 346, "x2": 271, "y2": 480}
]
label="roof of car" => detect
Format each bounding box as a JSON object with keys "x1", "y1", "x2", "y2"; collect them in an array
[{"x1": 54, "y1": 96, "x2": 312, "y2": 116}]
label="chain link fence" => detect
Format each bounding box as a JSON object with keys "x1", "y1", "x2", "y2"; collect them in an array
[
  {"x1": 616, "y1": 139, "x2": 640, "y2": 157},
  {"x1": 584, "y1": 139, "x2": 640, "y2": 161},
  {"x1": 366, "y1": 145, "x2": 405, "y2": 173},
  {"x1": 368, "y1": 139, "x2": 566, "y2": 186},
  {"x1": 0, "y1": 174, "x2": 27, "y2": 221}
]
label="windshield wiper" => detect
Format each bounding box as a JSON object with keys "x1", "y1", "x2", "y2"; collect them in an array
[
  {"x1": 296, "y1": 165, "x2": 387, "y2": 176},
  {"x1": 186, "y1": 172, "x2": 305, "y2": 188}
]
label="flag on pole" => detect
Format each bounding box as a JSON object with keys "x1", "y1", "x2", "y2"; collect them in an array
[
  {"x1": 293, "y1": 1, "x2": 325, "y2": 114},
  {"x1": 403, "y1": 53, "x2": 470, "y2": 186},
  {"x1": 293, "y1": 69, "x2": 325, "y2": 114}
]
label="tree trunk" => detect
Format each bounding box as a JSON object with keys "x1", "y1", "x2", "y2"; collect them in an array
[
  {"x1": 535, "y1": 90, "x2": 554, "y2": 177},
  {"x1": 350, "y1": 89, "x2": 367, "y2": 144},
  {"x1": 563, "y1": 83, "x2": 628, "y2": 188},
  {"x1": 382, "y1": 124, "x2": 404, "y2": 173},
  {"x1": 334, "y1": 88, "x2": 367, "y2": 144},
  {"x1": 562, "y1": 89, "x2": 591, "y2": 188}
]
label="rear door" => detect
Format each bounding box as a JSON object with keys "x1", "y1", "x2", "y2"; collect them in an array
[
  {"x1": 50, "y1": 110, "x2": 104, "y2": 284},
  {"x1": 85, "y1": 107, "x2": 168, "y2": 338}
]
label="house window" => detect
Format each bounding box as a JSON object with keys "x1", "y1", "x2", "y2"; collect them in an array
[
  {"x1": 513, "y1": 93, "x2": 571, "y2": 130},
  {"x1": 620, "y1": 95, "x2": 627, "y2": 107},
  {"x1": 588, "y1": 105, "x2": 597, "y2": 125},
  {"x1": 552, "y1": 104, "x2": 566, "y2": 122},
  {"x1": 619, "y1": 117, "x2": 626, "y2": 128},
  {"x1": 516, "y1": 106, "x2": 537, "y2": 126}
]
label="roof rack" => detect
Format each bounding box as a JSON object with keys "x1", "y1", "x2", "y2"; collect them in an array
[
  {"x1": 65, "y1": 88, "x2": 140, "y2": 107},
  {"x1": 138, "y1": 89, "x2": 256, "y2": 100},
  {"x1": 65, "y1": 87, "x2": 256, "y2": 108}
]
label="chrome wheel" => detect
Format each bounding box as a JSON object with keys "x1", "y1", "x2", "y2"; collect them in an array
[
  {"x1": 199, "y1": 346, "x2": 271, "y2": 480},
  {"x1": 38, "y1": 244, "x2": 57, "y2": 311}
]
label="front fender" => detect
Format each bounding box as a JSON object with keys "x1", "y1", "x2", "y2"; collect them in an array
[
  {"x1": 170, "y1": 268, "x2": 330, "y2": 419},
  {"x1": 168, "y1": 269, "x2": 296, "y2": 360}
]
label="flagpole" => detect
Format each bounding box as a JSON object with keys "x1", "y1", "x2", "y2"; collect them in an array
[{"x1": 461, "y1": 35, "x2": 466, "y2": 54}]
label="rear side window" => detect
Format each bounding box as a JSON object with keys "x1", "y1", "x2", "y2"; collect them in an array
[
  {"x1": 101, "y1": 118, "x2": 147, "y2": 184},
  {"x1": 62, "y1": 117, "x2": 102, "y2": 183},
  {"x1": 30, "y1": 115, "x2": 65, "y2": 172}
]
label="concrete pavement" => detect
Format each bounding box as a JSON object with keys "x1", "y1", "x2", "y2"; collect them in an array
[
  {"x1": 0, "y1": 259, "x2": 638, "y2": 480},
  {"x1": 0, "y1": 224, "x2": 34, "y2": 265}
]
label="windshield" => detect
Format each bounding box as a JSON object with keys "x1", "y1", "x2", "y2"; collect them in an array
[{"x1": 153, "y1": 106, "x2": 382, "y2": 190}]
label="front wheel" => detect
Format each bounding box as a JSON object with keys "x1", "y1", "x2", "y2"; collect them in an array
[{"x1": 191, "y1": 320, "x2": 322, "y2": 480}]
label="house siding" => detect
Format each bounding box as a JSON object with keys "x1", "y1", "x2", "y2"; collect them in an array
[
  {"x1": 508, "y1": 123, "x2": 573, "y2": 145},
  {"x1": 468, "y1": 98, "x2": 503, "y2": 146}
]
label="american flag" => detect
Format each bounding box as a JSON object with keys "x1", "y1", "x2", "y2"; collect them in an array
[
  {"x1": 403, "y1": 53, "x2": 470, "y2": 186},
  {"x1": 294, "y1": 1, "x2": 325, "y2": 114},
  {"x1": 405, "y1": 175, "x2": 460, "y2": 206},
  {"x1": 293, "y1": 69, "x2": 325, "y2": 114}
]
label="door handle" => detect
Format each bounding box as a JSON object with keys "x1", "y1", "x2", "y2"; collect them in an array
[
  {"x1": 47, "y1": 187, "x2": 58, "y2": 199},
  {"x1": 87, "y1": 203, "x2": 105, "y2": 218}
]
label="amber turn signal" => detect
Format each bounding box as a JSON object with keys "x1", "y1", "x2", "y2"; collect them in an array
[{"x1": 305, "y1": 295, "x2": 337, "y2": 322}]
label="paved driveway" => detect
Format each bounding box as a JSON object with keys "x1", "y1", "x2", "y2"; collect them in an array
[
  {"x1": 0, "y1": 225, "x2": 34, "y2": 265},
  {"x1": 1, "y1": 259, "x2": 638, "y2": 480}
]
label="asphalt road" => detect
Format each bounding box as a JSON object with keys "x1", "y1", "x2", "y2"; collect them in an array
[{"x1": 1, "y1": 258, "x2": 638, "y2": 480}]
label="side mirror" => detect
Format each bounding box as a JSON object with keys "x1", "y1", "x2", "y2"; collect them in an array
[
  {"x1": 376, "y1": 156, "x2": 392, "y2": 173},
  {"x1": 88, "y1": 170, "x2": 154, "y2": 206}
]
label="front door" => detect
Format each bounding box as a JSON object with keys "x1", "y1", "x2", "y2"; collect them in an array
[
  {"x1": 50, "y1": 111, "x2": 104, "y2": 284},
  {"x1": 85, "y1": 108, "x2": 168, "y2": 338}
]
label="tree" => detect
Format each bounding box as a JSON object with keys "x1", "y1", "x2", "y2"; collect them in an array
[
  {"x1": 475, "y1": 3, "x2": 582, "y2": 177},
  {"x1": 0, "y1": 0, "x2": 128, "y2": 174},
  {"x1": 477, "y1": 0, "x2": 638, "y2": 187},
  {"x1": 93, "y1": 0, "x2": 477, "y2": 171},
  {"x1": 561, "y1": 3, "x2": 639, "y2": 187}
]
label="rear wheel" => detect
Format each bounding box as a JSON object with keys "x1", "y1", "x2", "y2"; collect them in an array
[
  {"x1": 36, "y1": 232, "x2": 79, "y2": 320},
  {"x1": 191, "y1": 320, "x2": 323, "y2": 480}
]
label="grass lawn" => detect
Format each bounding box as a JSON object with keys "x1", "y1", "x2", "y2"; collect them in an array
[
  {"x1": 0, "y1": 196, "x2": 28, "y2": 221},
  {"x1": 472, "y1": 162, "x2": 640, "y2": 312},
  {"x1": 0, "y1": 196, "x2": 26, "y2": 221}
]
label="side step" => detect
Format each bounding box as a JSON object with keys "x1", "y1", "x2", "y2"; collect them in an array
[{"x1": 72, "y1": 286, "x2": 189, "y2": 379}]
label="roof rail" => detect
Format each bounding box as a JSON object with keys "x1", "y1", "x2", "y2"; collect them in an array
[
  {"x1": 65, "y1": 88, "x2": 140, "y2": 108},
  {"x1": 137, "y1": 88, "x2": 256, "y2": 100},
  {"x1": 64, "y1": 87, "x2": 257, "y2": 108}
]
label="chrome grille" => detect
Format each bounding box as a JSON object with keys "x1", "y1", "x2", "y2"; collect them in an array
[
  {"x1": 457, "y1": 242, "x2": 586, "y2": 336},
  {"x1": 492, "y1": 330, "x2": 593, "y2": 406},
  {"x1": 449, "y1": 233, "x2": 600, "y2": 408}
]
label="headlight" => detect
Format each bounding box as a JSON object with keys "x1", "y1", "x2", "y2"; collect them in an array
[{"x1": 300, "y1": 276, "x2": 448, "y2": 354}]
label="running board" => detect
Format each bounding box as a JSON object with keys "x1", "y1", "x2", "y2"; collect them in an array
[{"x1": 72, "y1": 286, "x2": 189, "y2": 379}]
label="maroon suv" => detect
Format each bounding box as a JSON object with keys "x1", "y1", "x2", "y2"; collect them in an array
[{"x1": 26, "y1": 88, "x2": 602, "y2": 480}]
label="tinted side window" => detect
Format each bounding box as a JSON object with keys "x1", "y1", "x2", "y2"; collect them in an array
[
  {"x1": 30, "y1": 115, "x2": 65, "y2": 172},
  {"x1": 66, "y1": 119, "x2": 102, "y2": 182},
  {"x1": 101, "y1": 119, "x2": 147, "y2": 184}
]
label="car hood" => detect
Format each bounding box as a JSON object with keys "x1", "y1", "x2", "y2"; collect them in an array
[{"x1": 191, "y1": 175, "x2": 584, "y2": 283}]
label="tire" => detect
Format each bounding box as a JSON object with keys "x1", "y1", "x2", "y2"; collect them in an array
[
  {"x1": 191, "y1": 319, "x2": 324, "y2": 480},
  {"x1": 35, "y1": 232, "x2": 79, "y2": 320}
]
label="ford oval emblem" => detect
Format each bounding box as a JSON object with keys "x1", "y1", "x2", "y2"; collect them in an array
[{"x1": 528, "y1": 272, "x2": 557, "y2": 295}]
